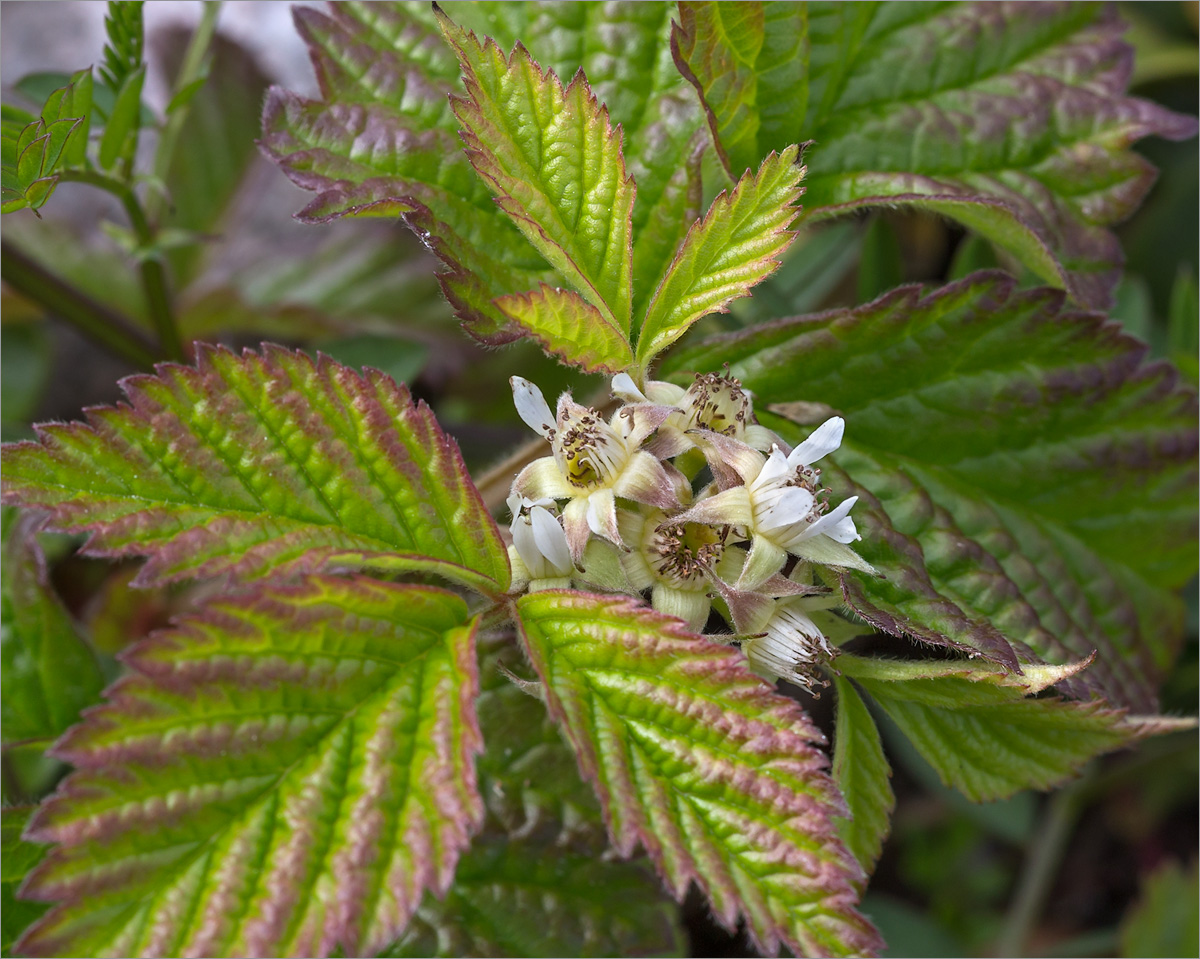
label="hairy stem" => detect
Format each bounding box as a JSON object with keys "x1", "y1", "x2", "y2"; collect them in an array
[{"x1": 1, "y1": 240, "x2": 159, "y2": 369}]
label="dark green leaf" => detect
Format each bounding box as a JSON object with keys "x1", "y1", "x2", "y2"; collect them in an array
[{"x1": 830, "y1": 674, "x2": 894, "y2": 877}]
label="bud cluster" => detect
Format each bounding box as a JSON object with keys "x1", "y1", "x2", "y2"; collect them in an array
[{"x1": 506, "y1": 372, "x2": 873, "y2": 687}]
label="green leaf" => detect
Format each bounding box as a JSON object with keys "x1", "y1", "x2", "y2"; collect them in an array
[
  {"x1": 496, "y1": 284, "x2": 634, "y2": 374},
  {"x1": 98, "y1": 65, "x2": 144, "y2": 171},
  {"x1": 671, "y1": 1, "x2": 806, "y2": 178},
  {"x1": 1119, "y1": 860, "x2": 1199, "y2": 959},
  {"x1": 16, "y1": 577, "x2": 484, "y2": 958},
  {"x1": 2, "y1": 806, "x2": 49, "y2": 956},
  {"x1": 665, "y1": 272, "x2": 1198, "y2": 710},
  {"x1": 514, "y1": 590, "x2": 881, "y2": 958},
  {"x1": 1, "y1": 510, "x2": 105, "y2": 745},
  {"x1": 636, "y1": 145, "x2": 803, "y2": 366},
  {"x1": 439, "y1": 10, "x2": 636, "y2": 338},
  {"x1": 1, "y1": 345, "x2": 510, "y2": 596},
  {"x1": 673, "y1": 1, "x2": 1199, "y2": 309},
  {"x1": 830, "y1": 674, "x2": 893, "y2": 879},
  {"x1": 98, "y1": 1, "x2": 145, "y2": 92},
  {"x1": 856, "y1": 216, "x2": 904, "y2": 305},
  {"x1": 840, "y1": 653, "x2": 1135, "y2": 802}
]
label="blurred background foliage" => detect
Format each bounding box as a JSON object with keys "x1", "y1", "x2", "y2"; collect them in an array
[{"x1": 0, "y1": 3, "x2": 1195, "y2": 957}]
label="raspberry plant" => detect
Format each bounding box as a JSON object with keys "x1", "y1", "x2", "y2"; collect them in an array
[{"x1": 1, "y1": 3, "x2": 1196, "y2": 957}]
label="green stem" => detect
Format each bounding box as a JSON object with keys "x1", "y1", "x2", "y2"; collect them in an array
[
  {"x1": 995, "y1": 771, "x2": 1093, "y2": 957},
  {"x1": 1, "y1": 240, "x2": 159, "y2": 369},
  {"x1": 58, "y1": 170, "x2": 185, "y2": 361},
  {"x1": 147, "y1": 0, "x2": 222, "y2": 223}
]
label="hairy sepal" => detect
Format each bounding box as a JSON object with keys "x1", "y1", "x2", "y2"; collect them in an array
[
  {"x1": 514, "y1": 590, "x2": 882, "y2": 959},
  {"x1": 1, "y1": 344, "x2": 510, "y2": 596},
  {"x1": 17, "y1": 577, "x2": 483, "y2": 959},
  {"x1": 667, "y1": 272, "x2": 1198, "y2": 710}
]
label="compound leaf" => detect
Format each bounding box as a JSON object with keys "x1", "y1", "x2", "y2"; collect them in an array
[
  {"x1": 673, "y1": 1, "x2": 1199, "y2": 309},
  {"x1": 1, "y1": 510, "x2": 105, "y2": 746},
  {"x1": 840, "y1": 653, "x2": 1135, "y2": 802},
  {"x1": 515, "y1": 590, "x2": 881, "y2": 959},
  {"x1": 830, "y1": 674, "x2": 893, "y2": 879},
  {"x1": 637, "y1": 145, "x2": 803, "y2": 365},
  {"x1": 16, "y1": 577, "x2": 484, "y2": 958},
  {"x1": 665, "y1": 272, "x2": 1198, "y2": 711},
  {"x1": 1, "y1": 345, "x2": 510, "y2": 596}
]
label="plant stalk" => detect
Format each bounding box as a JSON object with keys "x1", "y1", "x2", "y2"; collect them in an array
[{"x1": 1, "y1": 240, "x2": 159, "y2": 369}]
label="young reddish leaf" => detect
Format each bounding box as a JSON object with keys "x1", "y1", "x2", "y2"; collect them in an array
[
  {"x1": 666, "y1": 272, "x2": 1198, "y2": 711},
  {"x1": 1, "y1": 345, "x2": 510, "y2": 596},
  {"x1": 673, "y1": 2, "x2": 1198, "y2": 309},
  {"x1": 636, "y1": 146, "x2": 804, "y2": 366},
  {"x1": 439, "y1": 10, "x2": 637, "y2": 338},
  {"x1": 830, "y1": 675, "x2": 893, "y2": 880},
  {"x1": 840, "y1": 653, "x2": 1136, "y2": 802},
  {"x1": 496, "y1": 284, "x2": 635, "y2": 374},
  {"x1": 514, "y1": 590, "x2": 882, "y2": 959},
  {"x1": 16, "y1": 577, "x2": 483, "y2": 958}
]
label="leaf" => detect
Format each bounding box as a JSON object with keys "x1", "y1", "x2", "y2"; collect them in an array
[
  {"x1": 514, "y1": 590, "x2": 882, "y2": 959},
  {"x1": 1, "y1": 69, "x2": 89, "y2": 214},
  {"x1": 2, "y1": 807, "x2": 49, "y2": 956},
  {"x1": 1, "y1": 509, "x2": 105, "y2": 745},
  {"x1": 496, "y1": 284, "x2": 634, "y2": 374},
  {"x1": 839, "y1": 653, "x2": 1135, "y2": 802},
  {"x1": 99, "y1": 1, "x2": 145, "y2": 92},
  {"x1": 439, "y1": 10, "x2": 636, "y2": 337},
  {"x1": 387, "y1": 835, "x2": 685, "y2": 959},
  {"x1": 1119, "y1": 860, "x2": 1199, "y2": 959},
  {"x1": 636, "y1": 145, "x2": 804, "y2": 366},
  {"x1": 1, "y1": 345, "x2": 510, "y2": 596},
  {"x1": 665, "y1": 272, "x2": 1198, "y2": 710},
  {"x1": 830, "y1": 674, "x2": 893, "y2": 879},
  {"x1": 16, "y1": 577, "x2": 484, "y2": 958},
  {"x1": 98, "y1": 65, "x2": 145, "y2": 171},
  {"x1": 670, "y1": 1, "x2": 806, "y2": 177},
  {"x1": 673, "y1": 1, "x2": 1199, "y2": 309}
]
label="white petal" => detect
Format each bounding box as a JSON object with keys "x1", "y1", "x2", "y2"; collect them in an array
[
  {"x1": 530, "y1": 505, "x2": 572, "y2": 574},
  {"x1": 755, "y1": 485, "x2": 815, "y2": 535},
  {"x1": 510, "y1": 513, "x2": 541, "y2": 575},
  {"x1": 644, "y1": 380, "x2": 686, "y2": 404},
  {"x1": 506, "y1": 491, "x2": 523, "y2": 520},
  {"x1": 511, "y1": 376, "x2": 555, "y2": 438},
  {"x1": 788, "y1": 416, "x2": 844, "y2": 467},
  {"x1": 799, "y1": 496, "x2": 859, "y2": 543},
  {"x1": 610, "y1": 373, "x2": 647, "y2": 403},
  {"x1": 755, "y1": 447, "x2": 793, "y2": 487}
]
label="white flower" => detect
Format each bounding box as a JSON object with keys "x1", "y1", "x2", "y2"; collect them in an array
[
  {"x1": 672, "y1": 417, "x2": 872, "y2": 589},
  {"x1": 507, "y1": 493, "x2": 573, "y2": 589},
  {"x1": 742, "y1": 599, "x2": 837, "y2": 687},
  {"x1": 510, "y1": 377, "x2": 685, "y2": 562}
]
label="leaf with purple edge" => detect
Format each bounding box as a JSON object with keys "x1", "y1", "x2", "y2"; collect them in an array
[
  {"x1": 514, "y1": 590, "x2": 882, "y2": 959},
  {"x1": 673, "y1": 1, "x2": 1199, "y2": 309},
  {"x1": 839, "y1": 652, "x2": 1136, "y2": 802},
  {"x1": 636, "y1": 145, "x2": 804, "y2": 366},
  {"x1": 437, "y1": 9, "x2": 637, "y2": 338},
  {"x1": 15, "y1": 576, "x2": 484, "y2": 959},
  {"x1": 665, "y1": 271, "x2": 1198, "y2": 712},
  {"x1": 496, "y1": 284, "x2": 635, "y2": 375},
  {"x1": 0, "y1": 344, "x2": 510, "y2": 596}
]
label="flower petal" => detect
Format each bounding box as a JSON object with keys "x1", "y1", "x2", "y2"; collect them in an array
[
  {"x1": 800, "y1": 496, "x2": 860, "y2": 544},
  {"x1": 530, "y1": 505, "x2": 571, "y2": 574},
  {"x1": 610, "y1": 373, "x2": 647, "y2": 403},
  {"x1": 511, "y1": 376, "x2": 556, "y2": 438},
  {"x1": 787, "y1": 416, "x2": 844, "y2": 467}
]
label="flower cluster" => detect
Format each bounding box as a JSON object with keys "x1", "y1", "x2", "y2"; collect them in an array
[{"x1": 506, "y1": 372, "x2": 873, "y2": 688}]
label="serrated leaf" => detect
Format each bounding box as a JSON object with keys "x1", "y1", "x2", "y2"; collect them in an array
[
  {"x1": 514, "y1": 590, "x2": 882, "y2": 959},
  {"x1": 496, "y1": 284, "x2": 634, "y2": 374},
  {"x1": 16, "y1": 577, "x2": 484, "y2": 958},
  {"x1": 665, "y1": 272, "x2": 1198, "y2": 710},
  {"x1": 636, "y1": 146, "x2": 804, "y2": 365},
  {"x1": 673, "y1": 1, "x2": 1199, "y2": 309},
  {"x1": 439, "y1": 11, "x2": 636, "y2": 337},
  {"x1": 1, "y1": 344, "x2": 510, "y2": 595},
  {"x1": 830, "y1": 674, "x2": 893, "y2": 880},
  {"x1": 3, "y1": 807, "x2": 49, "y2": 957},
  {"x1": 841, "y1": 654, "x2": 1135, "y2": 802},
  {"x1": 387, "y1": 834, "x2": 684, "y2": 959},
  {"x1": 1, "y1": 510, "x2": 105, "y2": 745},
  {"x1": 99, "y1": 1, "x2": 144, "y2": 92}
]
